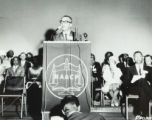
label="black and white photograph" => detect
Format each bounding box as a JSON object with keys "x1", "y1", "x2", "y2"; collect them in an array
[{"x1": 0, "y1": 0, "x2": 152, "y2": 120}]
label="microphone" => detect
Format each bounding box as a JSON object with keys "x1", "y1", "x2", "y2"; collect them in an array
[{"x1": 56, "y1": 25, "x2": 63, "y2": 33}]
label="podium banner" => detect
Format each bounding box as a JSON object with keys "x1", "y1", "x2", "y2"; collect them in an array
[{"x1": 42, "y1": 41, "x2": 91, "y2": 114}]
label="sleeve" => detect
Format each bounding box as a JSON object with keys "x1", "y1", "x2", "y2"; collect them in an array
[
  {"x1": 102, "y1": 65, "x2": 112, "y2": 82},
  {"x1": 5, "y1": 68, "x2": 11, "y2": 77}
]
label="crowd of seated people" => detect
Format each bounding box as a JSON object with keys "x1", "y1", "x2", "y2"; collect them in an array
[
  {"x1": 0, "y1": 50, "x2": 42, "y2": 120},
  {"x1": 91, "y1": 51, "x2": 152, "y2": 118},
  {"x1": 0, "y1": 49, "x2": 151, "y2": 119}
]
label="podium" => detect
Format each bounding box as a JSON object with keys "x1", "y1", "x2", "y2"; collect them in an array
[{"x1": 42, "y1": 41, "x2": 91, "y2": 119}]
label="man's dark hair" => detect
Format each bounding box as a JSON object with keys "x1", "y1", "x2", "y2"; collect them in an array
[
  {"x1": 133, "y1": 51, "x2": 143, "y2": 57},
  {"x1": 60, "y1": 95, "x2": 80, "y2": 109},
  {"x1": 144, "y1": 54, "x2": 152, "y2": 59},
  {"x1": 144, "y1": 54, "x2": 152, "y2": 66},
  {"x1": 6, "y1": 50, "x2": 14, "y2": 58}
]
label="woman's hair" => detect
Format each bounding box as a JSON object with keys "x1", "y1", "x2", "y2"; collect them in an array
[
  {"x1": 60, "y1": 95, "x2": 80, "y2": 109},
  {"x1": 31, "y1": 56, "x2": 41, "y2": 68},
  {"x1": 103, "y1": 51, "x2": 113, "y2": 65},
  {"x1": 126, "y1": 57, "x2": 135, "y2": 67},
  {"x1": 10, "y1": 56, "x2": 20, "y2": 66}
]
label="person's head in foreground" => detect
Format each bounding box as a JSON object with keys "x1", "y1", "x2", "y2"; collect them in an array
[{"x1": 60, "y1": 95, "x2": 80, "y2": 117}]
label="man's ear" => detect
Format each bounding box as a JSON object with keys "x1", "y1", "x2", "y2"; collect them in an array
[{"x1": 77, "y1": 105, "x2": 80, "y2": 112}]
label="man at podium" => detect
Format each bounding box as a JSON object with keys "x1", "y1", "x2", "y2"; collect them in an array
[{"x1": 54, "y1": 15, "x2": 84, "y2": 41}]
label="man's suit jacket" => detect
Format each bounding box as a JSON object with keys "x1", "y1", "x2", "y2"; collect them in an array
[
  {"x1": 68, "y1": 112, "x2": 105, "y2": 120},
  {"x1": 54, "y1": 31, "x2": 82, "y2": 41},
  {"x1": 123, "y1": 65, "x2": 152, "y2": 94}
]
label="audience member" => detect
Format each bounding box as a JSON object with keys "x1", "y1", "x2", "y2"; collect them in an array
[
  {"x1": 91, "y1": 53, "x2": 102, "y2": 103},
  {"x1": 27, "y1": 56, "x2": 42, "y2": 120},
  {"x1": 3, "y1": 50, "x2": 14, "y2": 69},
  {"x1": 117, "y1": 54, "x2": 134, "y2": 104},
  {"x1": 102, "y1": 56, "x2": 122, "y2": 106},
  {"x1": 126, "y1": 57, "x2": 134, "y2": 67},
  {"x1": 123, "y1": 51, "x2": 152, "y2": 117},
  {"x1": 117, "y1": 53, "x2": 129, "y2": 75},
  {"x1": 144, "y1": 54, "x2": 152, "y2": 67},
  {"x1": 60, "y1": 95, "x2": 105, "y2": 120},
  {"x1": 49, "y1": 104, "x2": 67, "y2": 120}
]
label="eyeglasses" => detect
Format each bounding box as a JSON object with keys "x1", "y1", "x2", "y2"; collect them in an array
[{"x1": 61, "y1": 20, "x2": 72, "y2": 23}]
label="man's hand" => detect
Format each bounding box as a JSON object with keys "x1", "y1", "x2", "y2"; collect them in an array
[{"x1": 131, "y1": 75, "x2": 142, "y2": 83}]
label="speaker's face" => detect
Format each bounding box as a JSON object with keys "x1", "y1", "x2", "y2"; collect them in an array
[{"x1": 60, "y1": 17, "x2": 72, "y2": 31}]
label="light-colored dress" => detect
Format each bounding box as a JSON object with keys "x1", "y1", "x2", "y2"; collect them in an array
[{"x1": 102, "y1": 64, "x2": 122, "y2": 93}]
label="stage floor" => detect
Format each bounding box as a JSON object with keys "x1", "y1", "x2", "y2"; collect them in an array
[{"x1": 0, "y1": 105, "x2": 136, "y2": 120}]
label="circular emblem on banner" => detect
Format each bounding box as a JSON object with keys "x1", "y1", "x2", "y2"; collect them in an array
[{"x1": 46, "y1": 54, "x2": 88, "y2": 99}]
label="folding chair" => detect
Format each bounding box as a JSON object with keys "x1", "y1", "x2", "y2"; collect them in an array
[
  {"x1": 125, "y1": 94, "x2": 139, "y2": 120},
  {"x1": 149, "y1": 100, "x2": 152, "y2": 117},
  {"x1": 0, "y1": 76, "x2": 27, "y2": 118}
]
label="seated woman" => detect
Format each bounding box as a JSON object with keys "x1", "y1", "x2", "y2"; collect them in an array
[
  {"x1": 27, "y1": 56, "x2": 42, "y2": 120},
  {"x1": 4, "y1": 56, "x2": 25, "y2": 107},
  {"x1": 102, "y1": 56, "x2": 122, "y2": 106},
  {"x1": 5, "y1": 56, "x2": 25, "y2": 77}
]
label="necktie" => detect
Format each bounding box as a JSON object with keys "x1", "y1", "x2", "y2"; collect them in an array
[{"x1": 139, "y1": 66, "x2": 142, "y2": 75}]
